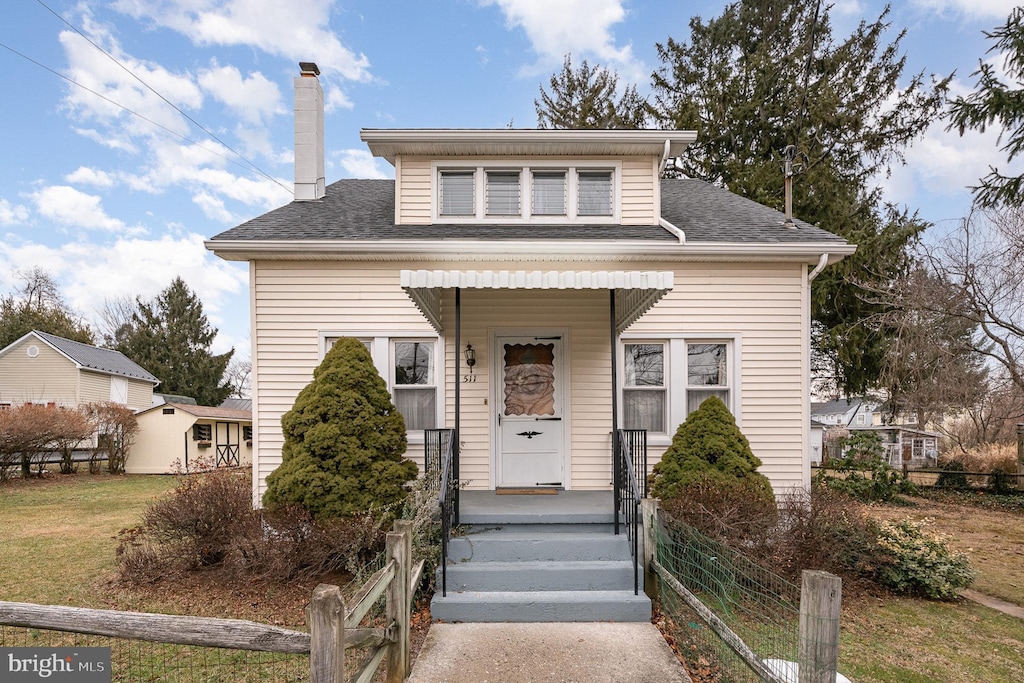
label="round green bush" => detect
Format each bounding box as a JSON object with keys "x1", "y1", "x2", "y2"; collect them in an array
[
  {"x1": 875, "y1": 518, "x2": 975, "y2": 600},
  {"x1": 263, "y1": 337, "x2": 418, "y2": 519},
  {"x1": 649, "y1": 396, "x2": 774, "y2": 505}
]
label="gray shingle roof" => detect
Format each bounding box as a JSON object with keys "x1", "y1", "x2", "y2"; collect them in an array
[
  {"x1": 209, "y1": 178, "x2": 848, "y2": 246},
  {"x1": 34, "y1": 331, "x2": 159, "y2": 384}
]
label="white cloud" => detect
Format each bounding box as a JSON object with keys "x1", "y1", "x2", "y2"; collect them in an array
[
  {"x1": 0, "y1": 199, "x2": 30, "y2": 225},
  {"x1": 112, "y1": 0, "x2": 372, "y2": 82},
  {"x1": 28, "y1": 186, "x2": 128, "y2": 232},
  {"x1": 66, "y1": 167, "x2": 115, "y2": 188},
  {"x1": 479, "y1": 0, "x2": 643, "y2": 79},
  {"x1": 197, "y1": 62, "x2": 284, "y2": 125},
  {"x1": 333, "y1": 149, "x2": 390, "y2": 179},
  {"x1": 0, "y1": 234, "x2": 249, "y2": 354},
  {"x1": 910, "y1": 0, "x2": 1019, "y2": 21}
]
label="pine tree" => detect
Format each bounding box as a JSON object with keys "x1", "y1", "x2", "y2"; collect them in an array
[
  {"x1": 651, "y1": 1, "x2": 950, "y2": 394},
  {"x1": 535, "y1": 55, "x2": 651, "y2": 129},
  {"x1": 263, "y1": 337, "x2": 417, "y2": 519},
  {"x1": 948, "y1": 7, "x2": 1024, "y2": 208},
  {"x1": 114, "y1": 277, "x2": 233, "y2": 405}
]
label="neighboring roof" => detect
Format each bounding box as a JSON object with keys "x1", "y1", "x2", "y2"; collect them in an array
[
  {"x1": 220, "y1": 397, "x2": 252, "y2": 411},
  {"x1": 0, "y1": 331, "x2": 160, "y2": 384},
  {"x1": 811, "y1": 398, "x2": 862, "y2": 415},
  {"x1": 153, "y1": 393, "x2": 198, "y2": 405},
  {"x1": 207, "y1": 178, "x2": 851, "y2": 256},
  {"x1": 140, "y1": 402, "x2": 251, "y2": 421}
]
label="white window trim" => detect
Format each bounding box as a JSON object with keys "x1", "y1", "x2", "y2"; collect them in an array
[
  {"x1": 622, "y1": 340, "x2": 669, "y2": 436},
  {"x1": 619, "y1": 333, "x2": 742, "y2": 447},
  {"x1": 319, "y1": 331, "x2": 445, "y2": 443},
  {"x1": 432, "y1": 159, "x2": 621, "y2": 224}
]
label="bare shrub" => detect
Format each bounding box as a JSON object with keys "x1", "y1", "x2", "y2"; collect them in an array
[
  {"x1": 118, "y1": 468, "x2": 390, "y2": 585},
  {"x1": 660, "y1": 477, "x2": 779, "y2": 555},
  {"x1": 84, "y1": 402, "x2": 139, "y2": 474},
  {"x1": 51, "y1": 407, "x2": 93, "y2": 474},
  {"x1": 942, "y1": 442, "x2": 1018, "y2": 473}
]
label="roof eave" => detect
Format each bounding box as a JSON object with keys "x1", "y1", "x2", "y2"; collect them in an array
[{"x1": 205, "y1": 239, "x2": 855, "y2": 264}]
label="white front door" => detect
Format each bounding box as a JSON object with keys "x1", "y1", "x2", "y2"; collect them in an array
[{"x1": 495, "y1": 336, "x2": 565, "y2": 487}]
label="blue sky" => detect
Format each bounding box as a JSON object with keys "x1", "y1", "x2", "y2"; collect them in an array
[{"x1": 1, "y1": 0, "x2": 1021, "y2": 368}]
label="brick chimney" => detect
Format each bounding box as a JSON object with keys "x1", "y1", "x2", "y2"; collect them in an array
[{"x1": 294, "y1": 62, "x2": 325, "y2": 201}]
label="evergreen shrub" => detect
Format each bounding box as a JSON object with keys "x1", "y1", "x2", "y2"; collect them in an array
[
  {"x1": 263, "y1": 337, "x2": 418, "y2": 519},
  {"x1": 875, "y1": 518, "x2": 975, "y2": 600},
  {"x1": 649, "y1": 396, "x2": 775, "y2": 508}
]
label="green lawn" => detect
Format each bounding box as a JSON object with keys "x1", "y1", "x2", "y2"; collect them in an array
[{"x1": 0, "y1": 474, "x2": 176, "y2": 605}]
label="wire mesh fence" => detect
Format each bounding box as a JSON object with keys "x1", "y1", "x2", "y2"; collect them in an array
[
  {"x1": 654, "y1": 511, "x2": 800, "y2": 682},
  {"x1": 0, "y1": 625, "x2": 308, "y2": 682}
]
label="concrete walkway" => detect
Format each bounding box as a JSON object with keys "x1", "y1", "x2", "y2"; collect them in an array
[
  {"x1": 961, "y1": 589, "x2": 1024, "y2": 619},
  {"x1": 406, "y1": 622, "x2": 692, "y2": 683}
]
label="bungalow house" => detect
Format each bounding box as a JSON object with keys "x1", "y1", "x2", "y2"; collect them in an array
[
  {"x1": 130, "y1": 402, "x2": 253, "y2": 474},
  {"x1": 206, "y1": 63, "x2": 854, "y2": 621},
  {"x1": 0, "y1": 330, "x2": 158, "y2": 411}
]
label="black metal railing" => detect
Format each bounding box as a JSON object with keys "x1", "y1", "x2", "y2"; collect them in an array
[
  {"x1": 614, "y1": 428, "x2": 647, "y2": 595},
  {"x1": 425, "y1": 428, "x2": 457, "y2": 596}
]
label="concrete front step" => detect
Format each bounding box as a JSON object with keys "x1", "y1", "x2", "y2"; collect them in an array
[
  {"x1": 447, "y1": 530, "x2": 631, "y2": 563},
  {"x1": 431, "y1": 590, "x2": 651, "y2": 623},
  {"x1": 443, "y1": 560, "x2": 637, "y2": 592}
]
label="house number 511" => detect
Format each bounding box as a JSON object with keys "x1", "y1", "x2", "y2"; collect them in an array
[{"x1": 462, "y1": 374, "x2": 477, "y2": 383}]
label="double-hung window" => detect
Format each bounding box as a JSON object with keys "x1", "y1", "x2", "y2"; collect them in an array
[
  {"x1": 623, "y1": 343, "x2": 666, "y2": 433},
  {"x1": 686, "y1": 343, "x2": 729, "y2": 415},
  {"x1": 392, "y1": 340, "x2": 437, "y2": 431}
]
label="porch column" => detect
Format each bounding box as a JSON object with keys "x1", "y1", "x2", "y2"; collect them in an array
[
  {"x1": 454, "y1": 287, "x2": 461, "y2": 522},
  {"x1": 611, "y1": 289, "x2": 620, "y2": 532}
]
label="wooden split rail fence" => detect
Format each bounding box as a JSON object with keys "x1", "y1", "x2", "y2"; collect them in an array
[{"x1": 0, "y1": 520, "x2": 424, "y2": 683}]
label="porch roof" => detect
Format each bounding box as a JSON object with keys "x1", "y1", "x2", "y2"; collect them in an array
[{"x1": 400, "y1": 269, "x2": 674, "y2": 334}]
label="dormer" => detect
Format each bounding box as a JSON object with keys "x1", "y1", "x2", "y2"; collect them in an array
[{"x1": 360, "y1": 129, "x2": 697, "y2": 226}]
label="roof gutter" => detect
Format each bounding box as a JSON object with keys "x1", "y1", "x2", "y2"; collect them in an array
[
  {"x1": 205, "y1": 238, "x2": 852, "y2": 261},
  {"x1": 807, "y1": 252, "x2": 829, "y2": 282}
]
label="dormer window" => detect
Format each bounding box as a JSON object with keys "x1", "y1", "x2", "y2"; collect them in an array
[
  {"x1": 439, "y1": 171, "x2": 475, "y2": 216},
  {"x1": 486, "y1": 171, "x2": 521, "y2": 216},
  {"x1": 435, "y1": 162, "x2": 619, "y2": 222}
]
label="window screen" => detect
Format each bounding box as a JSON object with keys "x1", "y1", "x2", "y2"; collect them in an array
[
  {"x1": 440, "y1": 171, "x2": 475, "y2": 216},
  {"x1": 486, "y1": 171, "x2": 520, "y2": 216},
  {"x1": 532, "y1": 171, "x2": 566, "y2": 215}
]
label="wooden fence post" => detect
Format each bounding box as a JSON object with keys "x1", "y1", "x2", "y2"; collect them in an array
[
  {"x1": 798, "y1": 570, "x2": 842, "y2": 683},
  {"x1": 641, "y1": 498, "x2": 659, "y2": 601},
  {"x1": 307, "y1": 583, "x2": 344, "y2": 683},
  {"x1": 385, "y1": 524, "x2": 412, "y2": 683},
  {"x1": 1016, "y1": 423, "x2": 1023, "y2": 478}
]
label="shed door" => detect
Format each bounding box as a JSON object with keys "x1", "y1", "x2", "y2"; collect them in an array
[{"x1": 495, "y1": 337, "x2": 565, "y2": 488}]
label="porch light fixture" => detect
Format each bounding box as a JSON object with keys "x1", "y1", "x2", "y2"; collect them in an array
[{"x1": 464, "y1": 344, "x2": 476, "y2": 373}]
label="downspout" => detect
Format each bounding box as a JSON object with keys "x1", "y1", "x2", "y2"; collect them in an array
[
  {"x1": 659, "y1": 217, "x2": 685, "y2": 243},
  {"x1": 807, "y1": 253, "x2": 828, "y2": 282},
  {"x1": 184, "y1": 430, "x2": 189, "y2": 471},
  {"x1": 658, "y1": 139, "x2": 672, "y2": 175}
]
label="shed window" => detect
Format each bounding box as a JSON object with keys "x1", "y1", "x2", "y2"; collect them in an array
[
  {"x1": 192, "y1": 424, "x2": 212, "y2": 441},
  {"x1": 243, "y1": 425, "x2": 253, "y2": 441}
]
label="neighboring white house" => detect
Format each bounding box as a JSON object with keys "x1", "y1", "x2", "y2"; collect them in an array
[
  {"x1": 206, "y1": 63, "x2": 855, "y2": 504},
  {"x1": 0, "y1": 330, "x2": 158, "y2": 411},
  {"x1": 131, "y1": 402, "x2": 253, "y2": 474}
]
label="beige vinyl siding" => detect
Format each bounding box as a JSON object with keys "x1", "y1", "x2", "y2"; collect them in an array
[
  {"x1": 126, "y1": 379, "x2": 155, "y2": 412},
  {"x1": 79, "y1": 370, "x2": 111, "y2": 405},
  {"x1": 620, "y1": 158, "x2": 657, "y2": 224},
  {"x1": 250, "y1": 258, "x2": 811, "y2": 497},
  {"x1": 0, "y1": 338, "x2": 78, "y2": 406},
  {"x1": 396, "y1": 157, "x2": 432, "y2": 224},
  {"x1": 628, "y1": 261, "x2": 809, "y2": 492},
  {"x1": 251, "y1": 261, "x2": 436, "y2": 498}
]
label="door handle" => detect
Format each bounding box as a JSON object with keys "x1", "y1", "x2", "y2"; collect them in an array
[{"x1": 536, "y1": 417, "x2": 561, "y2": 421}]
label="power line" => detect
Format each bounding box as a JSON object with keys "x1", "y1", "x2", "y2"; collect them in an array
[{"x1": 15, "y1": 1, "x2": 293, "y2": 195}]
